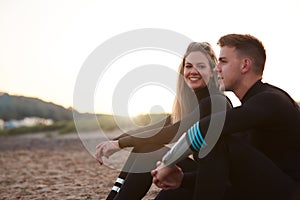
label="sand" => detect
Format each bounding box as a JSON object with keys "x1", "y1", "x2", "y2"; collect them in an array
[{"x1": 0, "y1": 131, "x2": 159, "y2": 200}]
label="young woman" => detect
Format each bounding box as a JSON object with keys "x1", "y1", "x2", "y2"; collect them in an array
[{"x1": 95, "y1": 42, "x2": 232, "y2": 200}]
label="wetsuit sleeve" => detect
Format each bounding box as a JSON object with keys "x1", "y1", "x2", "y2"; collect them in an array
[
  {"x1": 161, "y1": 121, "x2": 209, "y2": 166},
  {"x1": 118, "y1": 107, "x2": 199, "y2": 148},
  {"x1": 117, "y1": 94, "x2": 212, "y2": 148},
  {"x1": 118, "y1": 94, "x2": 230, "y2": 148},
  {"x1": 113, "y1": 115, "x2": 171, "y2": 140},
  {"x1": 200, "y1": 92, "x2": 295, "y2": 139},
  {"x1": 163, "y1": 92, "x2": 297, "y2": 165},
  {"x1": 161, "y1": 132, "x2": 193, "y2": 166}
]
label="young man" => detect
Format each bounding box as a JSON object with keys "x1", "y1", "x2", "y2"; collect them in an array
[{"x1": 151, "y1": 34, "x2": 300, "y2": 200}]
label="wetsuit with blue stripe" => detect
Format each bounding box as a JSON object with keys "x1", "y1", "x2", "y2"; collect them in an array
[{"x1": 160, "y1": 80, "x2": 300, "y2": 200}]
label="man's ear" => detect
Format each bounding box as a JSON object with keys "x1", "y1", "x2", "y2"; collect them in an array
[{"x1": 241, "y1": 58, "x2": 252, "y2": 74}]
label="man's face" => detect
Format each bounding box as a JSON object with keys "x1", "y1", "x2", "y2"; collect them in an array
[{"x1": 214, "y1": 46, "x2": 243, "y2": 92}]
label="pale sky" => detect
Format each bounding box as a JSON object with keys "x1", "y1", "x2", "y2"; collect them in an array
[{"x1": 1, "y1": 0, "x2": 300, "y2": 116}]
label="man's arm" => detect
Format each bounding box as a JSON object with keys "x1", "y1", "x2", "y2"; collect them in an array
[{"x1": 162, "y1": 92, "x2": 289, "y2": 165}]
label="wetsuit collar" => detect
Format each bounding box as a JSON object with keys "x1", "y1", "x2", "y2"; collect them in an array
[
  {"x1": 241, "y1": 80, "x2": 263, "y2": 104},
  {"x1": 194, "y1": 86, "x2": 209, "y2": 100},
  {"x1": 194, "y1": 83, "x2": 219, "y2": 101}
]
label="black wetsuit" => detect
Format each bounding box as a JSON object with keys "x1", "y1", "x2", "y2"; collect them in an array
[
  {"x1": 159, "y1": 80, "x2": 300, "y2": 200},
  {"x1": 106, "y1": 83, "x2": 232, "y2": 200}
]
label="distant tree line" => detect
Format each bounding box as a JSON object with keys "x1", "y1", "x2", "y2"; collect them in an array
[{"x1": 0, "y1": 93, "x2": 74, "y2": 121}]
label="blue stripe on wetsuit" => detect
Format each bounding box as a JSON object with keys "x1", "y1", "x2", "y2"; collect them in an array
[{"x1": 187, "y1": 121, "x2": 207, "y2": 151}]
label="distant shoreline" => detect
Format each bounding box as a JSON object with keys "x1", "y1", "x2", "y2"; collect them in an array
[{"x1": 0, "y1": 130, "x2": 121, "y2": 151}]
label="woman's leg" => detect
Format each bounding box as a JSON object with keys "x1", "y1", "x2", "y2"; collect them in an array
[
  {"x1": 112, "y1": 145, "x2": 169, "y2": 200},
  {"x1": 106, "y1": 149, "x2": 138, "y2": 200},
  {"x1": 106, "y1": 172, "x2": 127, "y2": 200}
]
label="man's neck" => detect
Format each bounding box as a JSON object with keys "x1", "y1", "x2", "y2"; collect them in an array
[{"x1": 234, "y1": 76, "x2": 262, "y2": 100}]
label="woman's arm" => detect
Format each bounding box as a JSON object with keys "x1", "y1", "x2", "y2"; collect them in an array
[
  {"x1": 113, "y1": 115, "x2": 172, "y2": 140},
  {"x1": 118, "y1": 94, "x2": 231, "y2": 148},
  {"x1": 95, "y1": 115, "x2": 172, "y2": 163}
]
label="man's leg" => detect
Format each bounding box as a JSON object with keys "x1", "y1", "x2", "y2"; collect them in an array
[
  {"x1": 192, "y1": 139, "x2": 230, "y2": 200},
  {"x1": 224, "y1": 136, "x2": 299, "y2": 200}
]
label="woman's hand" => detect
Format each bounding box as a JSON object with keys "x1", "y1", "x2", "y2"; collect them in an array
[{"x1": 95, "y1": 140, "x2": 121, "y2": 165}]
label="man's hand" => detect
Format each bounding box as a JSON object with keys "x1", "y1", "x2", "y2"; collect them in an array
[
  {"x1": 95, "y1": 140, "x2": 120, "y2": 165},
  {"x1": 151, "y1": 161, "x2": 183, "y2": 190}
]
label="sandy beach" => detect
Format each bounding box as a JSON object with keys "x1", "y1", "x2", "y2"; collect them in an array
[{"x1": 0, "y1": 131, "x2": 159, "y2": 200}]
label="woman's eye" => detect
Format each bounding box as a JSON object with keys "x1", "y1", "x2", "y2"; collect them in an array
[
  {"x1": 197, "y1": 65, "x2": 207, "y2": 69},
  {"x1": 184, "y1": 65, "x2": 192, "y2": 68}
]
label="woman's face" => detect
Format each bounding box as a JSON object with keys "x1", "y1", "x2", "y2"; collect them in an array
[{"x1": 183, "y1": 51, "x2": 213, "y2": 91}]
